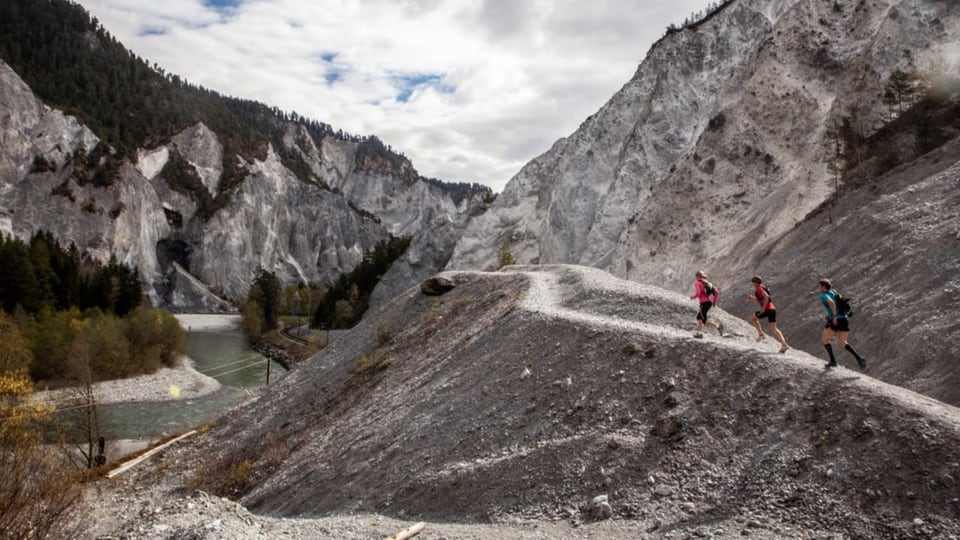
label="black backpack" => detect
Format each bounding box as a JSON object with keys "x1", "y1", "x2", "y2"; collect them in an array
[
  {"x1": 754, "y1": 285, "x2": 771, "y2": 303},
  {"x1": 834, "y1": 291, "x2": 853, "y2": 317},
  {"x1": 703, "y1": 281, "x2": 717, "y2": 296}
]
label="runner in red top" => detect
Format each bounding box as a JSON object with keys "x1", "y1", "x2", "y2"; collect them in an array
[{"x1": 747, "y1": 275, "x2": 789, "y2": 353}]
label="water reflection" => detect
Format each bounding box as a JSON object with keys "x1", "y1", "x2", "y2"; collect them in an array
[{"x1": 186, "y1": 330, "x2": 281, "y2": 388}]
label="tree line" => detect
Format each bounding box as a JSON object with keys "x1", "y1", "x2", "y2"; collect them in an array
[
  {"x1": 313, "y1": 236, "x2": 412, "y2": 329},
  {"x1": 0, "y1": 231, "x2": 141, "y2": 317},
  {"x1": 240, "y1": 235, "x2": 411, "y2": 338},
  {"x1": 0, "y1": 231, "x2": 184, "y2": 383},
  {"x1": 828, "y1": 69, "x2": 960, "y2": 187}
]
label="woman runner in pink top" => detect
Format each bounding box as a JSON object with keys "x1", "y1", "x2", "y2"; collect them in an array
[{"x1": 690, "y1": 270, "x2": 723, "y2": 338}]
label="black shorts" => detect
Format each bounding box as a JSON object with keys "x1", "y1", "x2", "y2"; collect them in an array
[
  {"x1": 825, "y1": 317, "x2": 850, "y2": 332},
  {"x1": 697, "y1": 301, "x2": 713, "y2": 322},
  {"x1": 755, "y1": 308, "x2": 776, "y2": 323}
]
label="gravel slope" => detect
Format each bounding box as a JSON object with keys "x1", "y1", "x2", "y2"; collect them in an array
[{"x1": 75, "y1": 265, "x2": 960, "y2": 539}]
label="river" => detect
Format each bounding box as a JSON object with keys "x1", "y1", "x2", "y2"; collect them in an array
[{"x1": 94, "y1": 316, "x2": 287, "y2": 457}]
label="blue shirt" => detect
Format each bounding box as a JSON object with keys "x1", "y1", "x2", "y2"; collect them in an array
[{"x1": 820, "y1": 289, "x2": 845, "y2": 319}]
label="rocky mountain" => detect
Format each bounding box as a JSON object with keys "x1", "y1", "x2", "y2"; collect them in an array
[
  {"x1": 78, "y1": 266, "x2": 960, "y2": 538},
  {"x1": 0, "y1": 1, "x2": 489, "y2": 312},
  {"x1": 447, "y1": 0, "x2": 960, "y2": 404}
]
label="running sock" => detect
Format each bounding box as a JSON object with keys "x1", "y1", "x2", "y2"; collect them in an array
[
  {"x1": 844, "y1": 344, "x2": 863, "y2": 361},
  {"x1": 824, "y1": 343, "x2": 836, "y2": 362}
]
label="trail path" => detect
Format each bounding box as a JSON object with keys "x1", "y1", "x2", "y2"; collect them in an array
[{"x1": 505, "y1": 265, "x2": 960, "y2": 430}]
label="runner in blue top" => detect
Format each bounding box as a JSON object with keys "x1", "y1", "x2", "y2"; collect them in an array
[{"x1": 818, "y1": 278, "x2": 866, "y2": 370}]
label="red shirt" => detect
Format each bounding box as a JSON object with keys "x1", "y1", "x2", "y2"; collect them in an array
[{"x1": 754, "y1": 285, "x2": 775, "y2": 310}]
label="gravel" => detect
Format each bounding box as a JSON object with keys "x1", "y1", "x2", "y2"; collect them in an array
[{"x1": 71, "y1": 266, "x2": 960, "y2": 539}]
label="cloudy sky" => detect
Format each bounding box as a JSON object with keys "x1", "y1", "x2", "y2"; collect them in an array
[{"x1": 76, "y1": 0, "x2": 712, "y2": 192}]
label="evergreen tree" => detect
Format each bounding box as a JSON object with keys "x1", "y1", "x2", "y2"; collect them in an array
[
  {"x1": 252, "y1": 268, "x2": 281, "y2": 331},
  {"x1": 884, "y1": 70, "x2": 918, "y2": 117},
  {"x1": 312, "y1": 236, "x2": 411, "y2": 329}
]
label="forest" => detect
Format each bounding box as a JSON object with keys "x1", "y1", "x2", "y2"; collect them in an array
[
  {"x1": 312, "y1": 235, "x2": 412, "y2": 330},
  {"x1": 0, "y1": 231, "x2": 183, "y2": 383}
]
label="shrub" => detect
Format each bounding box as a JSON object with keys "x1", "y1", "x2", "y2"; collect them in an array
[
  {"x1": 376, "y1": 323, "x2": 393, "y2": 346},
  {"x1": 498, "y1": 243, "x2": 514, "y2": 269},
  {"x1": 0, "y1": 370, "x2": 81, "y2": 538}
]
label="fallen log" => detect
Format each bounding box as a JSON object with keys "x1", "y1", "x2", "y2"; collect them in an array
[{"x1": 386, "y1": 521, "x2": 426, "y2": 540}]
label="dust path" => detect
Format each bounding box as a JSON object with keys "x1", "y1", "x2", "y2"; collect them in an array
[
  {"x1": 495, "y1": 265, "x2": 960, "y2": 430},
  {"x1": 514, "y1": 265, "x2": 787, "y2": 355}
]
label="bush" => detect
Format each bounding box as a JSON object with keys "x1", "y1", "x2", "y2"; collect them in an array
[
  {"x1": 241, "y1": 300, "x2": 264, "y2": 341},
  {"x1": 0, "y1": 370, "x2": 81, "y2": 538},
  {"x1": 498, "y1": 243, "x2": 514, "y2": 269}
]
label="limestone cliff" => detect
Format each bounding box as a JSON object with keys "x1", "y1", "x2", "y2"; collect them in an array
[
  {"x1": 0, "y1": 61, "x2": 485, "y2": 311},
  {"x1": 447, "y1": 0, "x2": 959, "y2": 288}
]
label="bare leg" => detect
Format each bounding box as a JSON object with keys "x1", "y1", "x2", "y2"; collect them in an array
[
  {"x1": 750, "y1": 313, "x2": 765, "y2": 340},
  {"x1": 768, "y1": 322, "x2": 788, "y2": 352},
  {"x1": 822, "y1": 327, "x2": 834, "y2": 346}
]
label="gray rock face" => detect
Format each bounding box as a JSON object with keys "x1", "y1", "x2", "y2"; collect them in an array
[
  {"x1": 447, "y1": 0, "x2": 960, "y2": 291},
  {"x1": 442, "y1": 0, "x2": 960, "y2": 405},
  {"x1": 0, "y1": 61, "x2": 483, "y2": 312}
]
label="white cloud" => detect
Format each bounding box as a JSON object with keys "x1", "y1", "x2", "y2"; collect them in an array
[{"x1": 76, "y1": 0, "x2": 713, "y2": 191}]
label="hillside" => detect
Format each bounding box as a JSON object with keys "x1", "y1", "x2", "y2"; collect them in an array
[
  {"x1": 0, "y1": 0, "x2": 490, "y2": 312},
  {"x1": 80, "y1": 265, "x2": 960, "y2": 538},
  {"x1": 446, "y1": 0, "x2": 960, "y2": 407},
  {"x1": 722, "y1": 136, "x2": 960, "y2": 406}
]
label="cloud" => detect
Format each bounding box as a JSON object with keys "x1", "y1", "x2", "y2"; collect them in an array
[{"x1": 76, "y1": 0, "x2": 713, "y2": 192}]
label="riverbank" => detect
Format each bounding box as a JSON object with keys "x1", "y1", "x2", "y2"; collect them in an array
[
  {"x1": 34, "y1": 355, "x2": 221, "y2": 406},
  {"x1": 175, "y1": 313, "x2": 241, "y2": 331}
]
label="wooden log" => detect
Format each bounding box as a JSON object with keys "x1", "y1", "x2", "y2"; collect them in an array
[
  {"x1": 387, "y1": 521, "x2": 426, "y2": 540},
  {"x1": 106, "y1": 430, "x2": 197, "y2": 478}
]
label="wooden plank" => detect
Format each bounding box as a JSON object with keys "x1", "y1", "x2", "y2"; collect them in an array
[
  {"x1": 387, "y1": 521, "x2": 426, "y2": 540},
  {"x1": 106, "y1": 430, "x2": 197, "y2": 479}
]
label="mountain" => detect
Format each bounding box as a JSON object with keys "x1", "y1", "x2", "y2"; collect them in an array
[
  {"x1": 23, "y1": 1, "x2": 960, "y2": 536},
  {"x1": 78, "y1": 266, "x2": 960, "y2": 538},
  {"x1": 447, "y1": 0, "x2": 960, "y2": 405},
  {"x1": 0, "y1": 0, "x2": 490, "y2": 312}
]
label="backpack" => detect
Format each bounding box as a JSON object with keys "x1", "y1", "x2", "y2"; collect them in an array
[
  {"x1": 834, "y1": 291, "x2": 853, "y2": 317},
  {"x1": 755, "y1": 285, "x2": 771, "y2": 303},
  {"x1": 703, "y1": 280, "x2": 717, "y2": 297}
]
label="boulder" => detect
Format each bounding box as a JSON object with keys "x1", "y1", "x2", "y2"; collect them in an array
[{"x1": 420, "y1": 276, "x2": 455, "y2": 296}]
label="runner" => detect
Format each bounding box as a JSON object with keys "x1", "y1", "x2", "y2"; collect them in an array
[
  {"x1": 747, "y1": 275, "x2": 789, "y2": 353},
  {"x1": 818, "y1": 278, "x2": 867, "y2": 369},
  {"x1": 689, "y1": 270, "x2": 723, "y2": 338}
]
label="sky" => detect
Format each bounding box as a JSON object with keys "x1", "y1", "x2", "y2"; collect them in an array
[{"x1": 76, "y1": 0, "x2": 713, "y2": 192}]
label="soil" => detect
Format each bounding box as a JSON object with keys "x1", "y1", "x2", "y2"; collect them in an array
[{"x1": 73, "y1": 266, "x2": 960, "y2": 539}]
